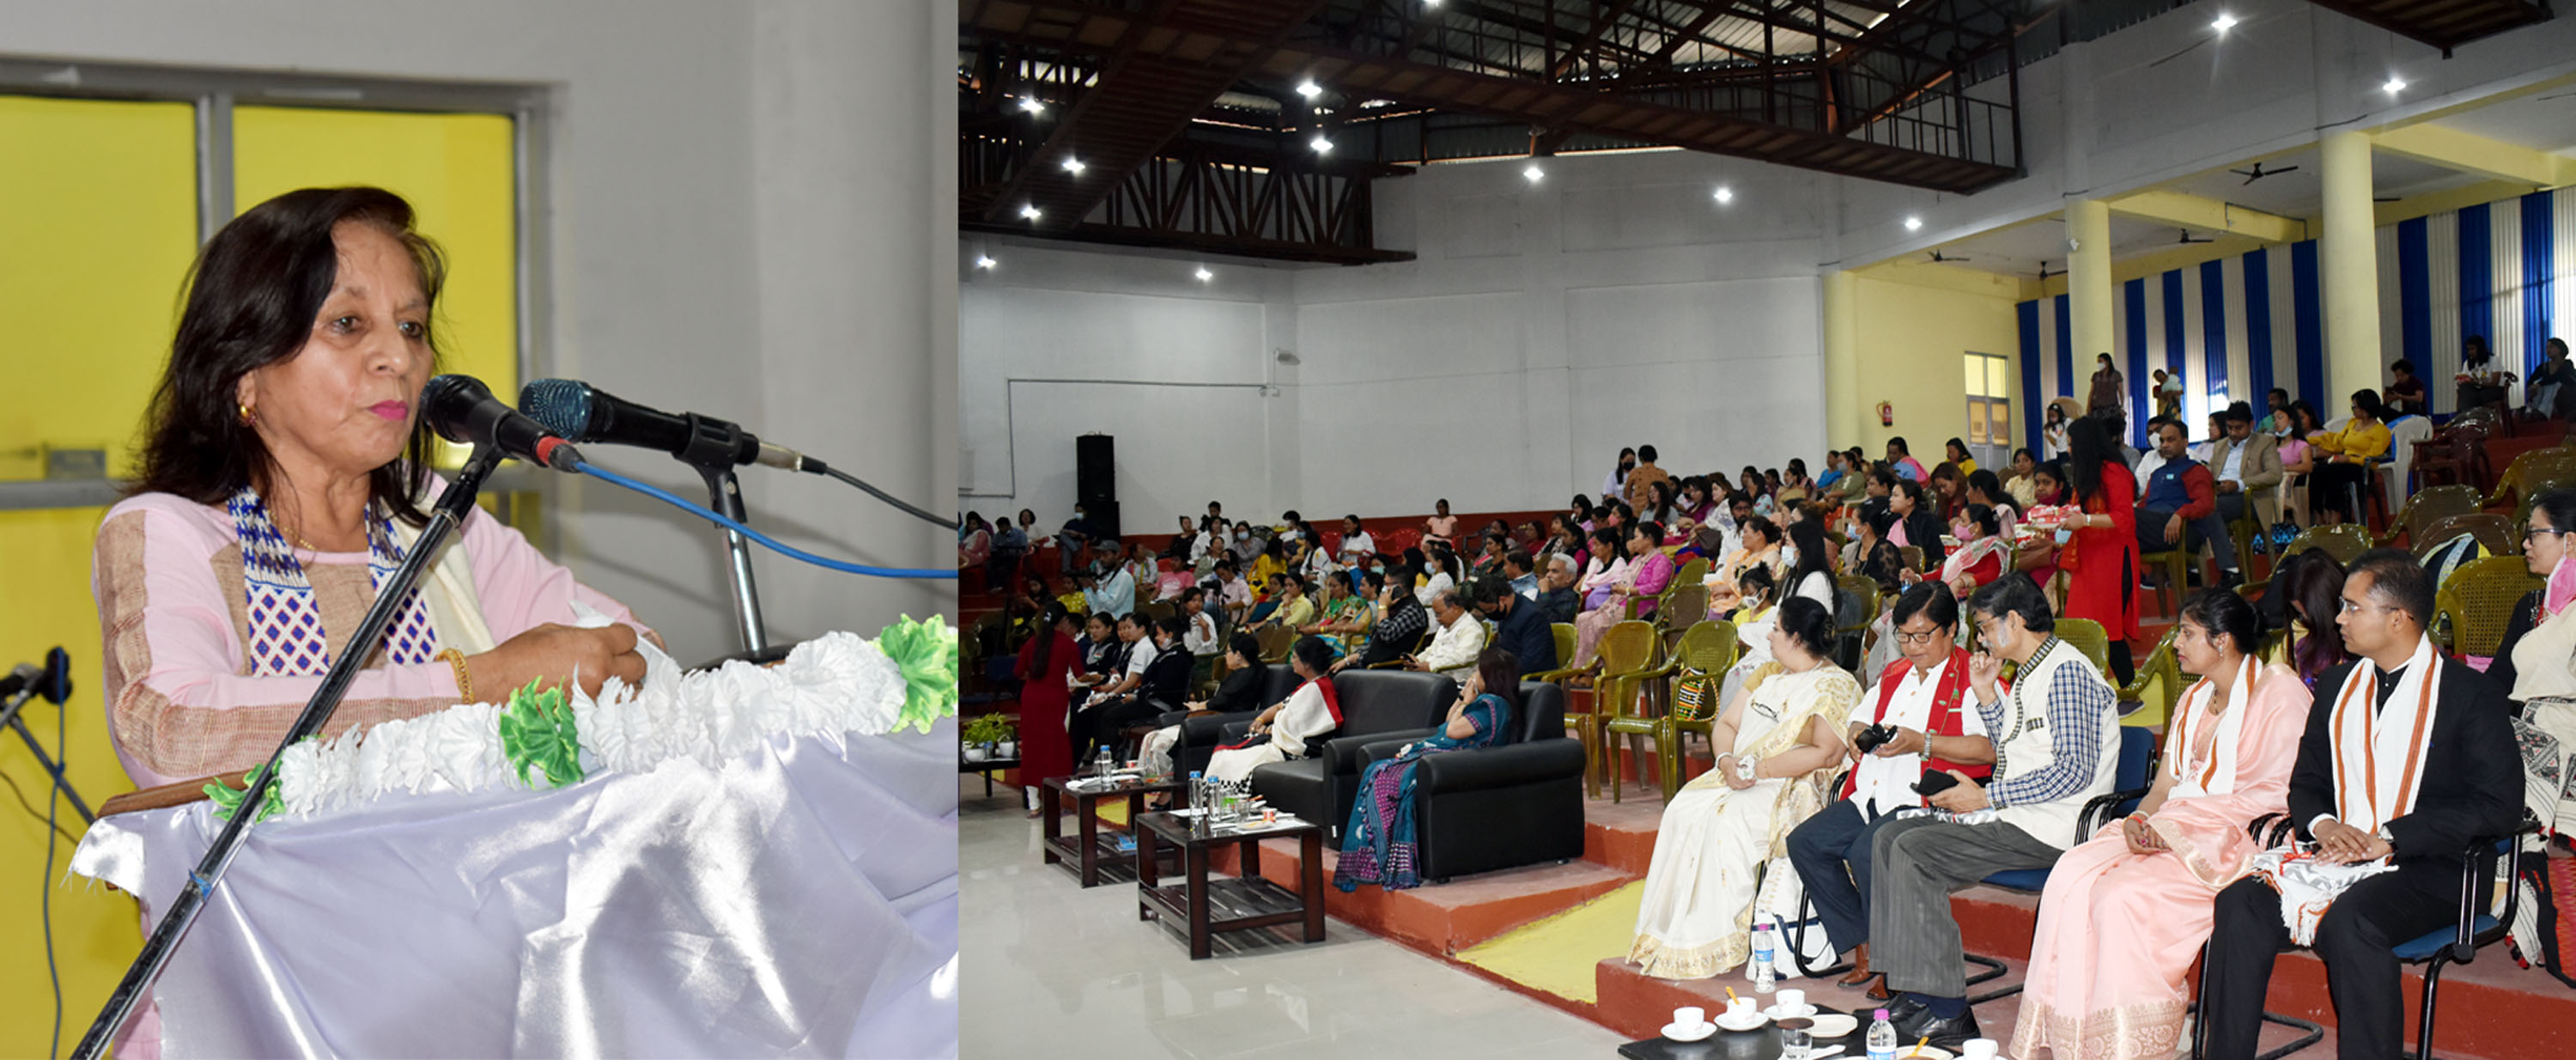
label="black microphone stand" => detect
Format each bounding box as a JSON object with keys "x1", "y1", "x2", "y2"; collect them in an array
[
  {"x1": 0, "y1": 686, "x2": 93, "y2": 825},
  {"x1": 71, "y1": 445, "x2": 505, "y2": 1060},
  {"x1": 669, "y1": 414, "x2": 771, "y2": 656}
]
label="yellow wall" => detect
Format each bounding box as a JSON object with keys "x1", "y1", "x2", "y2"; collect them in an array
[
  {"x1": 0, "y1": 100, "x2": 520, "y2": 1057},
  {"x1": 0, "y1": 95, "x2": 197, "y2": 1059},
  {"x1": 1845, "y1": 270, "x2": 2027, "y2": 459}
]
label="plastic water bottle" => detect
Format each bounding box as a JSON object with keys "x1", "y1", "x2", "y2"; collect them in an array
[
  {"x1": 1092, "y1": 745, "x2": 1113, "y2": 778},
  {"x1": 1187, "y1": 771, "x2": 1204, "y2": 813},
  {"x1": 1749, "y1": 923, "x2": 1777, "y2": 994},
  {"x1": 1868, "y1": 1008, "x2": 1898, "y2": 1060}
]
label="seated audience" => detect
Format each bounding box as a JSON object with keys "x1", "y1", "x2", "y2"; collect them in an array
[
  {"x1": 1178, "y1": 587, "x2": 1222, "y2": 686},
  {"x1": 2004, "y1": 448, "x2": 2042, "y2": 509},
  {"x1": 1501, "y1": 550, "x2": 1540, "y2": 599},
  {"x1": 1923, "y1": 503, "x2": 2008, "y2": 596},
  {"x1": 2385, "y1": 357, "x2": 2427, "y2": 417},
  {"x1": 1206, "y1": 636, "x2": 1345, "y2": 785},
  {"x1": 2135, "y1": 419, "x2": 2243, "y2": 587},
  {"x1": 2487, "y1": 490, "x2": 2576, "y2": 843},
  {"x1": 1886, "y1": 478, "x2": 1948, "y2": 571},
  {"x1": 2208, "y1": 401, "x2": 2283, "y2": 531},
  {"x1": 1302, "y1": 569, "x2": 1374, "y2": 654},
  {"x1": 1789, "y1": 582, "x2": 1993, "y2": 1001},
  {"x1": 1962, "y1": 468, "x2": 2019, "y2": 539},
  {"x1": 1705, "y1": 515, "x2": 1783, "y2": 615},
  {"x1": 1137, "y1": 632, "x2": 1268, "y2": 777},
  {"x1": 1629, "y1": 597, "x2": 1861, "y2": 978},
  {"x1": 2202, "y1": 551, "x2": 2517, "y2": 1060},
  {"x1": 1851, "y1": 509, "x2": 1909, "y2": 594},
  {"x1": 1070, "y1": 612, "x2": 1150, "y2": 762},
  {"x1": 1574, "y1": 522, "x2": 1674, "y2": 662},
  {"x1": 1887, "y1": 436, "x2": 1929, "y2": 482},
  {"x1": 1868, "y1": 575, "x2": 2119, "y2": 1051},
  {"x1": 2258, "y1": 550, "x2": 2348, "y2": 687},
  {"x1": 1475, "y1": 575, "x2": 1556, "y2": 678},
  {"x1": 1536, "y1": 554, "x2": 1582, "y2": 625},
  {"x1": 1206, "y1": 557, "x2": 1253, "y2": 626},
  {"x1": 1944, "y1": 437, "x2": 1979, "y2": 478},
  {"x1": 1249, "y1": 572, "x2": 1317, "y2": 633},
  {"x1": 1571, "y1": 527, "x2": 1633, "y2": 664},
  {"x1": 1080, "y1": 614, "x2": 1195, "y2": 763},
  {"x1": 1340, "y1": 570, "x2": 1431, "y2": 672},
  {"x1": 1084, "y1": 549, "x2": 1138, "y2": 618},
  {"x1": 2304, "y1": 389, "x2": 2392, "y2": 526},
  {"x1": 1405, "y1": 588, "x2": 1488, "y2": 678},
  {"x1": 1335, "y1": 648, "x2": 1522, "y2": 892},
  {"x1": 2014, "y1": 590, "x2": 2308, "y2": 1060}
]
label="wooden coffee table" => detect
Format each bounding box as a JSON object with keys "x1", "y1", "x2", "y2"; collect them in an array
[
  {"x1": 1615, "y1": 1007, "x2": 1870, "y2": 1059},
  {"x1": 1133, "y1": 809, "x2": 1326, "y2": 959},
  {"x1": 1040, "y1": 774, "x2": 1186, "y2": 887}
]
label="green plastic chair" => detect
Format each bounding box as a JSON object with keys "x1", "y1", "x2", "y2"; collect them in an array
[
  {"x1": 2053, "y1": 618, "x2": 2111, "y2": 681},
  {"x1": 1656, "y1": 622, "x2": 1743, "y2": 801},
  {"x1": 1589, "y1": 621, "x2": 1664, "y2": 802}
]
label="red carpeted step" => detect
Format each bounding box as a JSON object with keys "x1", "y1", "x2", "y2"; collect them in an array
[{"x1": 1204, "y1": 834, "x2": 1636, "y2": 954}]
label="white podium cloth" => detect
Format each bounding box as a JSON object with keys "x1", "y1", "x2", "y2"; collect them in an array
[{"x1": 71, "y1": 721, "x2": 958, "y2": 1058}]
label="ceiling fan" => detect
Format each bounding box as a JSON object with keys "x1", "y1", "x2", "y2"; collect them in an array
[
  {"x1": 2232, "y1": 161, "x2": 2300, "y2": 184},
  {"x1": 2034, "y1": 261, "x2": 2058, "y2": 281},
  {"x1": 1928, "y1": 248, "x2": 1974, "y2": 263},
  {"x1": 2177, "y1": 228, "x2": 2215, "y2": 245}
]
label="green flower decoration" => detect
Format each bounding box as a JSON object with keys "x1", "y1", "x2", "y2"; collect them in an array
[
  {"x1": 497, "y1": 679, "x2": 585, "y2": 788},
  {"x1": 878, "y1": 614, "x2": 958, "y2": 734},
  {"x1": 205, "y1": 761, "x2": 283, "y2": 823}
]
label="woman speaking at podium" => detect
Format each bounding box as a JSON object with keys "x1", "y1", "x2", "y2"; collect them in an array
[{"x1": 92, "y1": 186, "x2": 656, "y2": 793}]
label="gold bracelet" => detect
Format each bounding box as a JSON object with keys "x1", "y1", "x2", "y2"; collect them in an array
[{"x1": 439, "y1": 647, "x2": 474, "y2": 704}]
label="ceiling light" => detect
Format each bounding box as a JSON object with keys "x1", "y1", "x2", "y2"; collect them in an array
[
  {"x1": 2384, "y1": 76, "x2": 2408, "y2": 94},
  {"x1": 1194, "y1": 267, "x2": 1213, "y2": 282},
  {"x1": 1905, "y1": 216, "x2": 1923, "y2": 231},
  {"x1": 1713, "y1": 186, "x2": 1734, "y2": 204},
  {"x1": 1060, "y1": 157, "x2": 1085, "y2": 175},
  {"x1": 1297, "y1": 79, "x2": 1323, "y2": 101},
  {"x1": 1523, "y1": 163, "x2": 1544, "y2": 182},
  {"x1": 974, "y1": 255, "x2": 995, "y2": 269},
  {"x1": 1310, "y1": 134, "x2": 1332, "y2": 154},
  {"x1": 1018, "y1": 97, "x2": 1045, "y2": 115},
  {"x1": 1019, "y1": 204, "x2": 1042, "y2": 220},
  {"x1": 2210, "y1": 12, "x2": 2238, "y2": 32}
]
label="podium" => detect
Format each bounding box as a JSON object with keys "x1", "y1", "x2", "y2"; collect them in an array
[{"x1": 70, "y1": 631, "x2": 959, "y2": 1058}]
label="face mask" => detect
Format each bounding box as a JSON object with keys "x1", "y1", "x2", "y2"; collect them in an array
[
  {"x1": 2053, "y1": 527, "x2": 2073, "y2": 545},
  {"x1": 1781, "y1": 544, "x2": 1800, "y2": 566}
]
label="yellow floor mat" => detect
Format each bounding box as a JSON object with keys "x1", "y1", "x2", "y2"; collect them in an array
[{"x1": 1455, "y1": 880, "x2": 1644, "y2": 1006}]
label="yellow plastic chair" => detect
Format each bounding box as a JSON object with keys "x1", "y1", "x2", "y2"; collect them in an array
[
  {"x1": 1658, "y1": 582, "x2": 1709, "y2": 639},
  {"x1": 1255, "y1": 624, "x2": 1297, "y2": 663},
  {"x1": 1589, "y1": 621, "x2": 1663, "y2": 802},
  {"x1": 1655, "y1": 622, "x2": 1742, "y2": 801},
  {"x1": 2432, "y1": 557, "x2": 2547, "y2": 657},
  {"x1": 2283, "y1": 524, "x2": 2372, "y2": 565},
  {"x1": 2054, "y1": 618, "x2": 2112, "y2": 681},
  {"x1": 2483, "y1": 447, "x2": 2576, "y2": 515},
  {"x1": 1900, "y1": 545, "x2": 1926, "y2": 574},
  {"x1": 2379, "y1": 484, "x2": 2484, "y2": 547},
  {"x1": 2116, "y1": 626, "x2": 2186, "y2": 730},
  {"x1": 2415, "y1": 514, "x2": 2522, "y2": 560},
  {"x1": 2139, "y1": 545, "x2": 2192, "y2": 618}
]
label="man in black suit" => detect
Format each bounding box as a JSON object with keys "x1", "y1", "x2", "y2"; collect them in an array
[
  {"x1": 1472, "y1": 575, "x2": 1556, "y2": 678},
  {"x1": 2201, "y1": 549, "x2": 2520, "y2": 1060}
]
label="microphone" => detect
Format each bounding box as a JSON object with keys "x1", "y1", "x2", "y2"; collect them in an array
[
  {"x1": 421, "y1": 375, "x2": 582, "y2": 471},
  {"x1": 518, "y1": 379, "x2": 805, "y2": 472},
  {"x1": 0, "y1": 648, "x2": 71, "y2": 704}
]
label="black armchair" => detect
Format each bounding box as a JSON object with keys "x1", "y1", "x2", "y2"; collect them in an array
[
  {"x1": 1350, "y1": 682, "x2": 1587, "y2": 883},
  {"x1": 1164, "y1": 667, "x2": 1302, "y2": 780},
  {"x1": 1233, "y1": 670, "x2": 1455, "y2": 839}
]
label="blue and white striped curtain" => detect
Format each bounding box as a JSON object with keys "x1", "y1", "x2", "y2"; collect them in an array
[{"x1": 2020, "y1": 186, "x2": 2576, "y2": 451}]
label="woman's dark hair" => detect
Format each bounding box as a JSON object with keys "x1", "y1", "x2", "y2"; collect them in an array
[
  {"x1": 1549, "y1": 513, "x2": 1581, "y2": 539},
  {"x1": 1473, "y1": 649, "x2": 1524, "y2": 744},
  {"x1": 1589, "y1": 526, "x2": 1626, "y2": 562},
  {"x1": 1785, "y1": 518, "x2": 1832, "y2": 594},
  {"x1": 1632, "y1": 520, "x2": 1667, "y2": 547},
  {"x1": 1862, "y1": 509, "x2": 1899, "y2": 538},
  {"x1": 1736, "y1": 563, "x2": 1777, "y2": 603},
  {"x1": 135, "y1": 186, "x2": 448, "y2": 525},
  {"x1": 1031, "y1": 601, "x2": 1074, "y2": 673},
  {"x1": 2287, "y1": 399, "x2": 2323, "y2": 433},
  {"x1": 1362, "y1": 568, "x2": 1388, "y2": 592},
  {"x1": 1329, "y1": 568, "x2": 1358, "y2": 595},
  {"x1": 1787, "y1": 458, "x2": 1808, "y2": 480},
  {"x1": 2032, "y1": 460, "x2": 2065, "y2": 494},
  {"x1": 1961, "y1": 503, "x2": 2001, "y2": 539},
  {"x1": 1775, "y1": 596, "x2": 1837, "y2": 659},
  {"x1": 1227, "y1": 631, "x2": 1263, "y2": 662},
  {"x1": 1084, "y1": 611, "x2": 1115, "y2": 635},
  {"x1": 1890, "y1": 580, "x2": 1959, "y2": 630},
  {"x1": 2278, "y1": 551, "x2": 2348, "y2": 683},
  {"x1": 2533, "y1": 488, "x2": 2576, "y2": 539},
  {"x1": 1569, "y1": 494, "x2": 1590, "y2": 514},
  {"x1": 2046, "y1": 402, "x2": 2067, "y2": 424},
  {"x1": 1891, "y1": 478, "x2": 1929, "y2": 507},
  {"x1": 1291, "y1": 634, "x2": 1337, "y2": 674},
  {"x1": 1402, "y1": 546, "x2": 1427, "y2": 570},
  {"x1": 2065, "y1": 415, "x2": 2115, "y2": 505},
  {"x1": 1965, "y1": 468, "x2": 2004, "y2": 504},
  {"x1": 1741, "y1": 515, "x2": 1778, "y2": 548},
  {"x1": 1946, "y1": 437, "x2": 1970, "y2": 459},
  {"x1": 2178, "y1": 588, "x2": 2265, "y2": 657},
  {"x1": 1649, "y1": 478, "x2": 1679, "y2": 513},
  {"x1": 2349, "y1": 388, "x2": 2388, "y2": 422}
]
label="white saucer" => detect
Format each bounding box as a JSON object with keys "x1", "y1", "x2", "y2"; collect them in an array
[
  {"x1": 1662, "y1": 1020, "x2": 1719, "y2": 1042},
  {"x1": 1897, "y1": 1047, "x2": 1954, "y2": 1060},
  {"x1": 1713, "y1": 1012, "x2": 1768, "y2": 1032},
  {"x1": 1765, "y1": 1003, "x2": 1819, "y2": 1020},
  {"x1": 1805, "y1": 1013, "x2": 1860, "y2": 1039}
]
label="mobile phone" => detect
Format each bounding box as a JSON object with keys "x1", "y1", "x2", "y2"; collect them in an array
[{"x1": 1911, "y1": 771, "x2": 1960, "y2": 797}]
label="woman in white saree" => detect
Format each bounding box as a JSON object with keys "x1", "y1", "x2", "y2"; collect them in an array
[{"x1": 1630, "y1": 596, "x2": 1863, "y2": 978}]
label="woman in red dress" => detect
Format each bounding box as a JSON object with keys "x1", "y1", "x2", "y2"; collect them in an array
[
  {"x1": 1014, "y1": 602, "x2": 1083, "y2": 812},
  {"x1": 2059, "y1": 416, "x2": 2142, "y2": 683}
]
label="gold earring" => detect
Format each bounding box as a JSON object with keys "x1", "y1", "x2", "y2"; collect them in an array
[{"x1": 238, "y1": 403, "x2": 257, "y2": 427}]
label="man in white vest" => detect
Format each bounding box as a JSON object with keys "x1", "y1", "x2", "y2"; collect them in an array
[
  {"x1": 2201, "y1": 550, "x2": 2518, "y2": 1060},
  {"x1": 1864, "y1": 575, "x2": 2121, "y2": 1051}
]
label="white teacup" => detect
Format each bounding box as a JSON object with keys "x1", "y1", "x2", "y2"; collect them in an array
[
  {"x1": 1675, "y1": 1005, "x2": 1710, "y2": 1028},
  {"x1": 1726, "y1": 996, "x2": 1757, "y2": 1020},
  {"x1": 1960, "y1": 1039, "x2": 2001, "y2": 1060},
  {"x1": 1775, "y1": 988, "x2": 1808, "y2": 1013}
]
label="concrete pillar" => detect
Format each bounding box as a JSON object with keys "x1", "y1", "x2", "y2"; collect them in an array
[
  {"x1": 1823, "y1": 270, "x2": 1859, "y2": 448},
  {"x1": 2319, "y1": 130, "x2": 2383, "y2": 404},
  {"x1": 2065, "y1": 198, "x2": 2115, "y2": 372}
]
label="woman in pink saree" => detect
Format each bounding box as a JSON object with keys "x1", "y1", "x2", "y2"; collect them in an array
[
  {"x1": 2011, "y1": 588, "x2": 2309, "y2": 1060},
  {"x1": 1572, "y1": 522, "x2": 1676, "y2": 666}
]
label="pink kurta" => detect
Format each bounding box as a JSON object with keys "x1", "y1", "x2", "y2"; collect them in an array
[
  {"x1": 94, "y1": 490, "x2": 653, "y2": 791},
  {"x1": 2011, "y1": 662, "x2": 2310, "y2": 1060}
]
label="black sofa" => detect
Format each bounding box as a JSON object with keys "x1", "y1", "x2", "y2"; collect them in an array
[
  {"x1": 1233, "y1": 669, "x2": 1455, "y2": 839},
  {"x1": 1351, "y1": 682, "x2": 1587, "y2": 882},
  {"x1": 1164, "y1": 667, "x2": 1303, "y2": 779}
]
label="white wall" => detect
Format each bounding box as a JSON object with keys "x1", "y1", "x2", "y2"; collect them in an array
[{"x1": 5, "y1": 0, "x2": 954, "y2": 661}]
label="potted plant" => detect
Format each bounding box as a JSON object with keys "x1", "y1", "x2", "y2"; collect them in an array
[
  {"x1": 992, "y1": 715, "x2": 1018, "y2": 759},
  {"x1": 962, "y1": 713, "x2": 1012, "y2": 762}
]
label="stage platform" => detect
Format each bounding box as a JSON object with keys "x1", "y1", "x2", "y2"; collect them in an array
[{"x1": 1000, "y1": 771, "x2": 2576, "y2": 1059}]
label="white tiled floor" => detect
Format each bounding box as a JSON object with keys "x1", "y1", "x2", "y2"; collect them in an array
[{"x1": 960, "y1": 779, "x2": 1628, "y2": 1059}]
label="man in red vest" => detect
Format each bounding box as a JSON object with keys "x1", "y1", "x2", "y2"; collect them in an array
[{"x1": 1786, "y1": 582, "x2": 1996, "y2": 999}]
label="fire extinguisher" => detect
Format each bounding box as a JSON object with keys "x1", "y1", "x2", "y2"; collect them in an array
[{"x1": 1877, "y1": 401, "x2": 1894, "y2": 427}]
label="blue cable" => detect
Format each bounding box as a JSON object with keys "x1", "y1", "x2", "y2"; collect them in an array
[
  {"x1": 573, "y1": 459, "x2": 958, "y2": 580},
  {"x1": 44, "y1": 695, "x2": 64, "y2": 1059}
]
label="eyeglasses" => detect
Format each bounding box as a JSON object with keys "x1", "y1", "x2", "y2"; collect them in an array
[
  {"x1": 2524, "y1": 527, "x2": 2568, "y2": 542},
  {"x1": 2336, "y1": 598, "x2": 2398, "y2": 616},
  {"x1": 1893, "y1": 630, "x2": 1944, "y2": 646}
]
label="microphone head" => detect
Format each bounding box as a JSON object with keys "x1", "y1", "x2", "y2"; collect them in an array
[
  {"x1": 519, "y1": 379, "x2": 597, "y2": 442},
  {"x1": 420, "y1": 375, "x2": 495, "y2": 445},
  {"x1": 41, "y1": 647, "x2": 69, "y2": 705}
]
